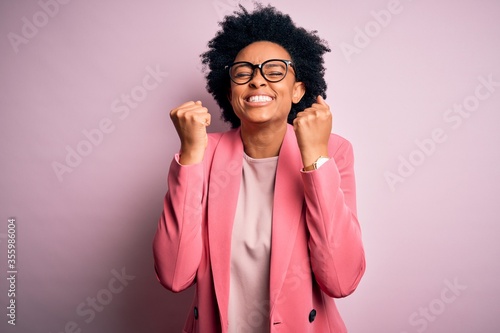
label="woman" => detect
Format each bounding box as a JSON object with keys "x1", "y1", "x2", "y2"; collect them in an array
[{"x1": 153, "y1": 5, "x2": 365, "y2": 333}]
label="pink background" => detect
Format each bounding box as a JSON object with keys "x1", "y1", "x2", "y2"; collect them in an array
[{"x1": 1, "y1": 0, "x2": 500, "y2": 332}]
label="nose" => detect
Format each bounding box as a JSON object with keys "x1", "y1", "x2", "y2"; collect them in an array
[{"x1": 248, "y1": 68, "x2": 267, "y2": 87}]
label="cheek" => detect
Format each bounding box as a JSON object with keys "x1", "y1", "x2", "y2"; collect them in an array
[
  {"x1": 231, "y1": 86, "x2": 250, "y2": 102},
  {"x1": 227, "y1": 90, "x2": 236, "y2": 109},
  {"x1": 228, "y1": 88, "x2": 243, "y2": 112},
  {"x1": 282, "y1": 86, "x2": 296, "y2": 101},
  {"x1": 228, "y1": 86, "x2": 242, "y2": 103}
]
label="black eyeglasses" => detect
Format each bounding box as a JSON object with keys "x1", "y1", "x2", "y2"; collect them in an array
[{"x1": 226, "y1": 59, "x2": 295, "y2": 85}]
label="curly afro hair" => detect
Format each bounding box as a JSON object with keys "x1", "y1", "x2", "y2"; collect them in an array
[{"x1": 201, "y1": 4, "x2": 331, "y2": 128}]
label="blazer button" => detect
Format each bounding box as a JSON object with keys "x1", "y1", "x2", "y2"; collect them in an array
[
  {"x1": 308, "y1": 309, "x2": 317, "y2": 323},
  {"x1": 194, "y1": 307, "x2": 199, "y2": 319}
]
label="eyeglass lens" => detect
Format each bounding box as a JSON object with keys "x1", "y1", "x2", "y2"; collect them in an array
[{"x1": 230, "y1": 60, "x2": 289, "y2": 84}]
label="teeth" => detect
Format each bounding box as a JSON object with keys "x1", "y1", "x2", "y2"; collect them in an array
[{"x1": 248, "y1": 95, "x2": 272, "y2": 102}]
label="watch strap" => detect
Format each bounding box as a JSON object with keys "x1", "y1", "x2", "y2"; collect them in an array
[{"x1": 303, "y1": 156, "x2": 330, "y2": 171}]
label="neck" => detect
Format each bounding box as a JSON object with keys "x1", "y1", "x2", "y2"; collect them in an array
[{"x1": 240, "y1": 122, "x2": 287, "y2": 159}]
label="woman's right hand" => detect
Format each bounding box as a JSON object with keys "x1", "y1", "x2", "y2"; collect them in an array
[{"x1": 170, "y1": 101, "x2": 211, "y2": 165}]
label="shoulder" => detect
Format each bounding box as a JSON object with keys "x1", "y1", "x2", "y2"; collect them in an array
[
  {"x1": 207, "y1": 128, "x2": 239, "y2": 145},
  {"x1": 329, "y1": 133, "x2": 354, "y2": 165},
  {"x1": 204, "y1": 128, "x2": 241, "y2": 157},
  {"x1": 329, "y1": 133, "x2": 353, "y2": 153},
  {"x1": 207, "y1": 131, "x2": 224, "y2": 144}
]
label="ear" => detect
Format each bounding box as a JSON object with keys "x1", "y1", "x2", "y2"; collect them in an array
[{"x1": 292, "y1": 81, "x2": 306, "y2": 104}]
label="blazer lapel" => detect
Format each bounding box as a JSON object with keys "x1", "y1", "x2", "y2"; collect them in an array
[
  {"x1": 269, "y1": 125, "x2": 305, "y2": 311},
  {"x1": 207, "y1": 128, "x2": 243, "y2": 325}
]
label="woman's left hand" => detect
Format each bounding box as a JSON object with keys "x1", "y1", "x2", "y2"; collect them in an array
[{"x1": 293, "y1": 95, "x2": 332, "y2": 168}]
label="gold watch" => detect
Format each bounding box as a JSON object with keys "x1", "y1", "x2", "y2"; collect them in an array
[{"x1": 303, "y1": 156, "x2": 330, "y2": 171}]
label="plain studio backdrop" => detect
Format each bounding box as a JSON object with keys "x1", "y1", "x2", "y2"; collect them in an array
[{"x1": 1, "y1": 0, "x2": 499, "y2": 332}]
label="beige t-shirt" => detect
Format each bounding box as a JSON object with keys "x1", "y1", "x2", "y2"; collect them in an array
[{"x1": 228, "y1": 153, "x2": 278, "y2": 333}]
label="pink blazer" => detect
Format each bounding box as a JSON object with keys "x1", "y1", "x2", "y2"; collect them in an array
[{"x1": 153, "y1": 124, "x2": 365, "y2": 332}]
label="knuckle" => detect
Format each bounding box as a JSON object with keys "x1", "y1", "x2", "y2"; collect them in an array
[{"x1": 170, "y1": 110, "x2": 180, "y2": 120}]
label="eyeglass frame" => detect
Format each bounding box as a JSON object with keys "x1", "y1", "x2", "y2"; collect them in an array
[{"x1": 225, "y1": 59, "x2": 296, "y2": 85}]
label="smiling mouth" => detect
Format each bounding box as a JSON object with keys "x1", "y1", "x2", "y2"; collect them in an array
[{"x1": 246, "y1": 95, "x2": 273, "y2": 103}]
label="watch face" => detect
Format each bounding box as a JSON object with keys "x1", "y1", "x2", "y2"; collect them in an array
[{"x1": 314, "y1": 157, "x2": 330, "y2": 169}]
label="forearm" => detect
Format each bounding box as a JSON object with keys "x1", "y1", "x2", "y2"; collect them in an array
[
  {"x1": 153, "y1": 156, "x2": 205, "y2": 292},
  {"x1": 302, "y1": 148, "x2": 365, "y2": 298}
]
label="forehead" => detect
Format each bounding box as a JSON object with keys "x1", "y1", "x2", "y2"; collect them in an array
[{"x1": 234, "y1": 41, "x2": 291, "y2": 63}]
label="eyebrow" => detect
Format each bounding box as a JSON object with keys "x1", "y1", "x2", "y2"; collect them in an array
[{"x1": 263, "y1": 62, "x2": 285, "y2": 69}]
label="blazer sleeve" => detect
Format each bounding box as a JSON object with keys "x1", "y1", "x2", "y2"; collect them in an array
[
  {"x1": 301, "y1": 136, "x2": 366, "y2": 298},
  {"x1": 153, "y1": 155, "x2": 205, "y2": 292}
]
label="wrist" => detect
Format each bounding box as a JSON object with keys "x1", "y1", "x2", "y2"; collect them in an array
[
  {"x1": 300, "y1": 146, "x2": 329, "y2": 169},
  {"x1": 179, "y1": 145, "x2": 206, "y2": 165},
  {"x1": 303, "y1": 156, "x2": 330, "y2": 171}
]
